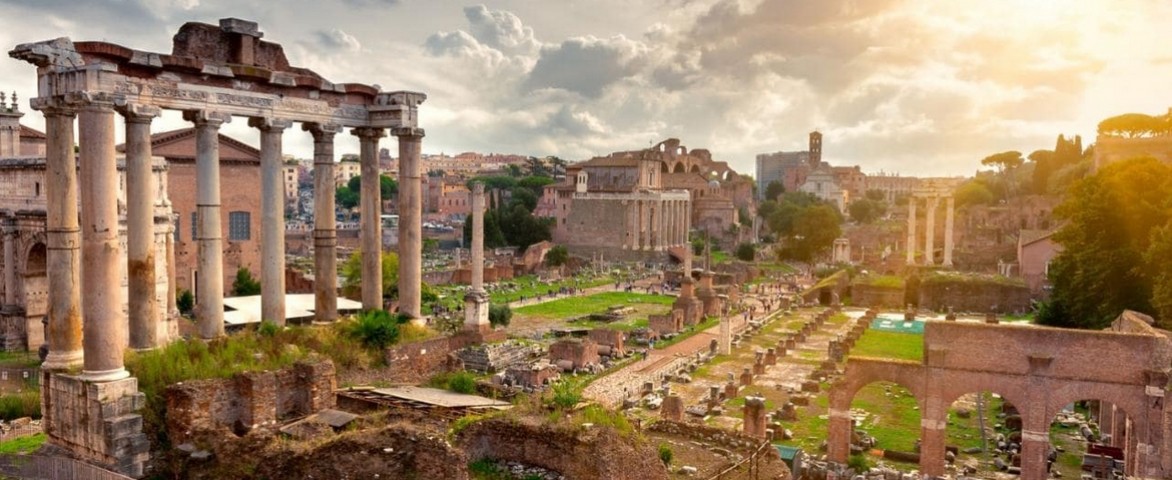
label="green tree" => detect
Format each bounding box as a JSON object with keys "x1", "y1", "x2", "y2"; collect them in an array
[
  {"x1": 847, "y1": 198, "x2": 886, "y2": 224},
  {"x1": 231, "y1": 267, "x2": 261, "y2": 296},
  {"x1": 757, "y1": 200, "x2": 779, "y2": 222},
  {"x1": 509, "y1": 186, "x2": 538, "y2": 212},
  {"x1": 1044, "y1": 157, "x2": 1172, "y2": 328},
  {"x1": 545, "y1": 244, "x2": 570, "y2": 267},
  {"x1": 176, "y1": 289, "x2": 194, "y2": 316},
  {"x1": 1097, "y1": 113, "x2": 1171, "y2": 138},
  {"x1": 336, "y1": 186, "x2": 359, "y2": 210},
  {"x1": 980, "y1": 151, "x2": 1024, "y2": 173},
  {"x1": 764, "y1": 180, "x2": 785, "y2": 201},
  {"x1": 780, "y1": 204, "x2": 842, "y2": 262},
  {"x1": 341, "y1": 250, "x2": 400, "y2": 299},
  {"x1": 734, "y1": 243, "x2": 756, "y2": 262},
  {"x1": 954, "y1": 180, "x2": 995, "y2": 207},
  {"x1": 518, "y1": 175, "x2": 555, "y2": 196}
]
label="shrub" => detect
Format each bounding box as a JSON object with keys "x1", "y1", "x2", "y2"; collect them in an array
[
  {"x1": 848, "y1": 454, "x2": 872, "y2": 473},
  {"x1": 231, "y1": 267, "x2": 261, "y2": 296},
  {"x1": 735, "y1": 243, "x2": 756, "y2": 262},
  {"x1": 545, "y1": 245, "x2": 569, "y2": 267},
  {"x1": 176, "y1": 289, "x2": 194, "y2": 315},
  {"x1": 658, "y1": 443, "x2": 673, "y2": 466},
  {"x1": 257, "y1": 321, "x2": 280, "y2": 337},
  {"x1": 0, "y1": 391, "x2": 40, "y2": 420},
  {"x1": 429, "y1": 371, "x2": 478, "y2": 394},
  {"x1": 550, "y1": 381, "x2": 582, "y2": 409},
  {"x1": 348, "y1": 310, "x2": 403, "y2": 350},
  {"x1": 488, "y1": 304, "x2": 512, "y2": 328}
]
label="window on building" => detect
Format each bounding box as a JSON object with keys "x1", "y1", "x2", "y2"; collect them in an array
[
  {"x1": 229, "y1": 211, "x2": 251, "y2": 241},
  {"x1": 174, "y1": 217, "x2": 180, "y2": 242},
  {"x1": 34, "y1": 182, "x2": 40, "y2": 197},
  {"x1": 190, "y1": 212, "x2": 197, "y2": 241}
]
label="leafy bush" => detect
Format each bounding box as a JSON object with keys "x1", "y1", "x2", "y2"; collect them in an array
[
  {"x1": 176, "y1": 289, "x2": 194, "y2": 316},
  {"x1": 488, "y1": 304, "x2": 512, "y2": 328},
  {"x1": 848, "y1": 454, "x2": 872, "y2": 473},
  {"x1": 735, "y1": 243, "x2": 756, "y2": 262},
  {"x1": 658, "y1": 443, "x2": 673, "y2": 466},
  {"x1": 429, "y1": 371, "x2": 478, "y2": 394},
  {"x1": 550, "y1": 381, "x2": 582, "y2": 409},
  {"x1": 545, "y1": 245, "x2": 569, "y2": 267},
  {"x1": 257, "y1": 321, "x2": 280, "y2": 337},
  {"x1": 348, "y1": 310, "x2": 403, "y2": 350},
  {"x1": 231, "y1": 267, "x2": 261, "y2": 296},
  {"x1": 0, "y1": 391, "x2": 40, "y2": 420}
]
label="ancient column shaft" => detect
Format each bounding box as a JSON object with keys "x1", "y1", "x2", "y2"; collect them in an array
[
  {"x1": 77, "y1": 98, "x2": 128, "y2": 381},
  {"x1": 252, "y1": 117, "x2": 291, "y2": 327},
  {"x1": 906, "y1": 197, "x2": 917, "y2": 265},
  {"x1": 120, "y1": 104, "x2": 161, "y2": 350},
  {"x1": 470, "y1": 183, "x2": 485, "y2": 293},
  {"x1": 307, "y1": 123, "x2": 340, "y2": 322},
  {"x1": 2, "y1": 223, "x2": 14, "y2": 306},
  {"x1": 924, "y1": 196, "x2": 938, "y2": 266},
  {"x1": 352, "y1": 127, "x2": 385, "y2": 310},
  {"x1": 185, "y1": 110, "x2": 231, "y2": 339},
  {"x1": 395, "y1": 128, "x2": 425, "y2": 318},
  {"x1": 943, "y1": 195, "x2": 955, "y2": 267},
  {"x1": 41, "y1": 107, "x2": 83, "y2": 369}
]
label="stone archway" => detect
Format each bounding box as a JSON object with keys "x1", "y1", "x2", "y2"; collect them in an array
[{"x1": 673, "y1": 162, "x2": 686, "y2": 173}]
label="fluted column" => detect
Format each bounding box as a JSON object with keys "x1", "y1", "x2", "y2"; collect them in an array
[
  {"x1": 306, "y1": 123, "x2": 340, "y2": 322},
  {"x1": 924, "y1": 196, "x2": 938, "y2": 266},
  {"x1": 251, "y1": 117, "x2": 291, "y2": 327},
  {"x1": 625, "y1": 201, "x2": 636, "y2": 249},
  {"x1": 77, "y1": 95, "x2": 127, "y2": 382},
  {"x1": 470, "y1": 183, "x2": 485, "y2": 293},
  {"x1": 184, "y1": 110, "x2": 231, "y2": 339},
  {"x1": 352, "y1": 127, "x2": 386, "y2": 310},
  {"x1": 394, "y1": 127, "x2": 425, "y2": 319},
  {"x1": 943, "y1": 195, "x2": 955, "y2": 267},
  {"x1": 119, "y1": 103, "x2": 161, "y2": 350},
  {"x1": 39, "y1": 105, "x2": 82, "y2": 369},
  {"x1": 906, "y1": 196, "x2": 917, "y2": 265}
]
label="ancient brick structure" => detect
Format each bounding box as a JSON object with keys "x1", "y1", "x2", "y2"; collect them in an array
[
  {"x1": 828, "y1": 311, "x2": 1172, "y2": 480},
  {"x1": 165, "y1": 360, "x2": 336, "y2": 444},
  {"x1": 549, "y1": 338, "x2": 600, "y2": 371},
  {"x1": 661, "y1": 394, "x2": 683, "y2": 421},
  {"x1": 742, "y1": 396, "x2": 767, "y2": 438},
  {"x1": 588, "y1": 328, "x2": 625, "y2": 357},
  {"x1": 648, "y1": 310, "x2": 683, "y2": 336}
]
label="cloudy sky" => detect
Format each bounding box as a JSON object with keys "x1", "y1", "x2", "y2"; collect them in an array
[{"x1": 1, "y1": 0, "x2": 1170, "y2": 177}]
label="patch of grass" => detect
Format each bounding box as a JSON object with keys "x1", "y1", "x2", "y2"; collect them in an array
[
  {"x1": 657, "y1": 316, "x2": 720, "y2": 349},
  {"x1": 550, "y1": 380, "x2": 583, "y2": 409},
  {"x1": 0, "y1": 432, "x2": 44, "y2": 454},
  {"x1": 856, "y1": 275, "x2": 904, "y2": 289},
  {"x1": 514, "y1": 292, "x2": 673, "y2": 320},
  {"x1": 575, "y1": 404, "x2": 634, "y2": 437},
  {"x1": 468, "y1": 458, "x2": 511, "y2": 480},
  {"x1": 428, "y1": 371, "x2": 479, "y2": 394},
  {"x1": 0, "y1": 391, "x2": 40, "y2": 420},
  {"x1": 0, "y1": 351, "x2": 40, "y2": 369},
  {"x1": 849, "y1": 330, "x2": 924, "y2": 362}
]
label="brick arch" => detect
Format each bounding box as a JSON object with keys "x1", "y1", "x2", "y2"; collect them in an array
[
  {"x1": 1043, "y1": 381, "x2": 1148, "y2": 442},
  {"x1": 829, "y1": 359, "x2": 927, "y2": 412},
  {"x1": 672, "y1": 162, "x2": 686, "y2": 173},
  {"x1": 935, "y1": 375, "x2": 1031, "y2": 423},
  {"x1": 22, "y1": 233, "x2": 46, "y2": 275}
]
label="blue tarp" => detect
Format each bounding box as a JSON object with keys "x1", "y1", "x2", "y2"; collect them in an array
[{"x1": 869, "y1": 315, "x2": 926, "y2": 335}]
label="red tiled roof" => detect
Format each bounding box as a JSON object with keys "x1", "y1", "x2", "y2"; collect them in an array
[{"x1": 19, "y1": 125, "x2": 45, "y2": 139}]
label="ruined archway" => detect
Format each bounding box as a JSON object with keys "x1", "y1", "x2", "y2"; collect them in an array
[{"x1": 673, "y1": 162, "x2": 686, "y2": 173}]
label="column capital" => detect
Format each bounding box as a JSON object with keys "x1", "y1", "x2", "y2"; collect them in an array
[
  {"x1": 248, "y1": 116, "x2": 293, "y2": 132},
  {"x1": 391, "y1": 126, "x2": 425, "y2": 139},
  {"x1": 351, "y1": 126, "x2": 386, "y2": 140},
  {"x1": 116, "y1": 103, "x2": 161, "y2": 123},
  {"x1": 303, "y1": 122, "x2": 342, "y2": 141},
  {"x1": 182, "y1": 109, "x2": 232, "y2": 128},
  {"x1": 29, "y1": 96, "x2": 75, "y2": 117},
  {"x1": 64, "y1": 91, "x2": 117, "y2": 112}
]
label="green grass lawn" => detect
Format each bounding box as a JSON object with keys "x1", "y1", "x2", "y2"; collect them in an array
[
  {"x1": 656, "y1": 316, "x2": 721, "y2": 349},
  {"x1": 0, "y1": 432, "x2": 45, "y2": 454},
  {"x1": 0, "y1": 351, "x2": 41, "y2": 369},
  {"x1": 513, "y1": 292, "x2": 674, "y2": 320},
  {"x1": 849, "y1": 331, "x2": 924, "y2": 362}
]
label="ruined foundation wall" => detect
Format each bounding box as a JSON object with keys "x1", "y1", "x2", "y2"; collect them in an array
[
  {"x1": 850, "y1": 284, "x2": 904, "y2": 308},
  {"x1": 165, "y1": 360, "x2": 336, "y2": 444},
  {"x1": 42, "y1": 373, "x2": 150, "y2": 477}
]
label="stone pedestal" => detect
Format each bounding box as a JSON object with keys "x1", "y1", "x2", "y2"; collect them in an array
[
  {"x1": 661, "y1": 394, "x2": 683, "y2": 421},
  {"x1": 718, "y1": 314, "x2": 731, "y2": 355},
  {"x1": 743, "y1": 396, "x2": 767, "y2": 438},
  {"x1": 42, "y1": 372, "x2": 149, "y2": 477},
  {"x1": 464, "y1": 292, "x2": 490, "y2": 333},
  {"x1": 739, "y1": 367, "x2": 753, "y2": 386},
  {"x1": 724, "y1": 381, "x2": 738, "y2": 399}
]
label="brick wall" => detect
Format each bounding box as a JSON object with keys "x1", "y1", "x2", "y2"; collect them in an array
[
  {"x1": 382, "y1": 336, "x2": 461, "y2": 384},
  {"x1": 164, "y1": 360, "x2": 336, "y2": 444},
  {"x1": 170, "y1": 161, "x2": 262, "y2": 292}
]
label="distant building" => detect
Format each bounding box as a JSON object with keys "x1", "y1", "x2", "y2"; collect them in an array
[
  {"x1": 1017, "y1": 229, "x2": 1061, "y2": 296},
  {"x1": 755, "y1": 131, "x2": 822, "y2": 199},
  {"x1": 335, "y1": 156, "x2": 361, "y2": 188},
  {"x1": 799, "y1": 169, "x2": 847, "y2": 211}
]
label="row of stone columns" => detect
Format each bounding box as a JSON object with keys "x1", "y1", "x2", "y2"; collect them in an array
[
  {"x1": 905, "y1": 193, "x2": 955, "y2": 267},
  {"x1": 625, "y1": 198, "x2": 689, "y2": 251},
  {"x1": 38, "y1": 98, "x2": 425, "y2": 376}
]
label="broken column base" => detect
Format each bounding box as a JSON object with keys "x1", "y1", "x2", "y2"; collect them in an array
[
  {"x1": 464, "y1": 292, "x2": 490, "y2": 334},
  {"x1": 42, "y1": 371, "x2": 150, "y2": 478}
]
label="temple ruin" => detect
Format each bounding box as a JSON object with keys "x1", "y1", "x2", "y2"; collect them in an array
[{"x1": 8, "y1": 18, "x2": 425, "y2": 475}]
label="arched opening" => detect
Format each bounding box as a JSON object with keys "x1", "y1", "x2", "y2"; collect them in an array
[
  {"x1": 673, "y1": 162, "x2": 686, "y2": 173},
  {"x1": 690, "y1": 164, "x2": 701, "y2": 173},
  {"x1": 660, "y1": 162, "x2": 669, "y2": 173},
  {"x1": 942, "y1": 391, "x2": 1022, "y2": 476},
  {"x1": 846, "y1": 381, "x2": 924, "y2": 471},
  {"x1": 1046, "y1": 398, "x2": 1133, "y2": 479}
]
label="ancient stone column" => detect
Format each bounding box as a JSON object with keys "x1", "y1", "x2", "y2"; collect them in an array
[
  {"x1": 924, "y1": 195, "x2": 938, "y2": 266},
  {"x1": 40, "y1": 105, "x2": 83, "y2": 369},
  {"x1": 77, "y1": 96, "x2": 128, "y2": 382},
  {"x1": 826, "y1": 408, "x2": 852, "y2": 464},
  {"x1": 906, "y1": 196, "x2": 917, "y2": 265},
  {"x1": 743, "y1": 396, "x2": 767, "y2": 438},
  {"x1": 251, "y1": 117, "x2": 291, "y2": 327},
  {"x1": 1019, "y1": 430, "x2": 1050, "y2": 480},
  {"x1": 943, "y1": 195, "x2": 955, "y2": 267},
  {"x1": 120, "y1": 104, "x2": 161, "y2": 350},
  {"x1": 306, "y1": 123, "x2": 340, "y2": 322},
  {"x1": 465, "y1": 183, "x2": 489, "y2": 332},
  {"x1": 394, "y1": 127, "x2": 425, "y2": 319},
  {"x1": 919, "y1": 416, "x2": 947, "y2": 477},
  {"x1": 166, "y1": 218, "x2": 177, "y2": 317},
  {"x1": 184, "y1": 110, "x2": 231, "y2": 339},
  {"x1": 351, "y1": 127, "x2": 385, "y2": 311},
  {"x1": 2, "y1": 221, "x2": 13, "y2": 306},
  {"x1": 718, "y1": 312, "x2": 731, "y2": 355},
  {"x1": 626, "y1": 200, "x2": 637, "y2": 250}
]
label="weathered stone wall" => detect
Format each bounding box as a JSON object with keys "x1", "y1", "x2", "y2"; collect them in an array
[
  {"x1": 648, "y1": 419, "x2": 781, "y2": 453},
  {"x1": 456, "y1": 417, "x2": 670, "y2": 480},
  {"x1": 170, "y1": 161, "x2": 262, "y2": 292},
  {"x1": 916, "y1": 277, "x2": 1030, "y2": 313},
  {"x1": 165, "y1": 360, "x2": 336, "y2": 444},
  {"x1": 851, "y1": 284, "x2": 904, "y2": 308},
  {"x1": 42, "y1": 373, "x2": 149, "y2": 477}
]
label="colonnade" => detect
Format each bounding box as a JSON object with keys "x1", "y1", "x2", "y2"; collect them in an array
[
  {"x1": 35, "y1": 96, "x2": 424, "y2": 376},
  {"x1": 625, "y1": 197, "x2": 690, "y2": 251},
  {"x1": 905, "y1": 192, "x2": 955, "y2": 267}
]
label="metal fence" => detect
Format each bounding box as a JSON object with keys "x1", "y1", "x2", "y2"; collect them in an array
[{"x1": 0, "y1": 454, "x2": 134, "y2": 480}]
